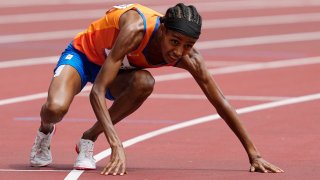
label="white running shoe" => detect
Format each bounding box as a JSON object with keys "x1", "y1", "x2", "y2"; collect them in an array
[
  {"x1": 30, "y1": 125, "x2": 55, "y2": 167},
  {"x1": 73, "y1": 139, "x2": 96, "y2": 170}
]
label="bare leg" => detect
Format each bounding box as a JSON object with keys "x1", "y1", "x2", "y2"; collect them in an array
[
  {"x1": 40, "y1": 65, "x2": 82, "y2": 134},
  {"x1": 81, "y1": 70, "x2": 155, "y2": 141},
  {"x1": 30, "y1": 65, "x2": 82, "y2": 167}
]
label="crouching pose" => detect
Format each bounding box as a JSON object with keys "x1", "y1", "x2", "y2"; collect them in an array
[{"x1": 30, "y1": 3, "x2": 284, "y2": 176}]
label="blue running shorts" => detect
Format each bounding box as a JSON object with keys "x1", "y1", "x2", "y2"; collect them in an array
[{"x1": 54, "y1": 42, "x2": 115, "y2": 100}]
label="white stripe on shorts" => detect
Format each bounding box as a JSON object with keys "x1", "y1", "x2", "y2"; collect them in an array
[{"x1": 54, "y1": 65, "x2": 65, "y2": 77}]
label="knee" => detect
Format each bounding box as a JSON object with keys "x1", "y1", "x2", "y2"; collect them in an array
[
  {"x1": 41, "y1": 100, "x2": 69, "y2": 123},
  {"x1": 131, "y1": 70, "x2": 155, "y2": 96}
]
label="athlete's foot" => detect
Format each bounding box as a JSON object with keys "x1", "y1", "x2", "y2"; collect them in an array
[{"x1": 30, "y1": 125, "x2": 56, "y2": 167}]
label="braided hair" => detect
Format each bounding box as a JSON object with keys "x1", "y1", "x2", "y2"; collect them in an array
[{"x1": 161, "y1": 3, "x2": 202, "y2": 39}]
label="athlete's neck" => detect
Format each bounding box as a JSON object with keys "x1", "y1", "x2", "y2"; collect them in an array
[{"x1": 144, "y1": 24, "x2": 166, "y2": 65}]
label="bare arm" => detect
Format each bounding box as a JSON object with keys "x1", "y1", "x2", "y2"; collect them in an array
[
  {"x1": 89, "y1": 10, "x2": 144, "y2": 175},
  {"x1": 176, "y1": 48, "x2": 284, "y2": 173}
]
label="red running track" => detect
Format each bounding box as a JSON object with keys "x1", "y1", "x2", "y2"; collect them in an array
[{"x1": 0, "y1": 0, "x2": 320, "y2": 179}]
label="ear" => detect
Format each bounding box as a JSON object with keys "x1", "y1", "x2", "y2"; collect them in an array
[{"x1": 159, "y1": 24, "x2": 167, "y2": 35}]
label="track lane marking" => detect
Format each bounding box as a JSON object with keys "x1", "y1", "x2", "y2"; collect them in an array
[
  {"x1": 3, "y1": 18, "x2": 320, "y2": 44},
  {"x1": 0, "y1": 58, "x2": 251, "y2": 69},
  {"x1": 153, "y1": 56, "x2": 320, "y2": 82},
  {"x1": 3, "y1": 10, "x2": 320, "y2": 26},
  {"x1": 65, "y1": 93, "x2": 320, "y2": 179},
  {"x1": 150, "y1": 94, "x2": 290, "y2": 101},
  {"x1": 2, "y1": 30, "x2": 320, "y2": 49},
  {"x1": 195, "y1": 31, "x2": 320, "y2": 50},
  {"x1": 2, "y1": 0, "x2": 320, "y2": 11},
  {"x1": 0, "y1": 56, "x2": 57, "y2": 69},
  {"x1": 1, "y1": 57, "x2": 319, "y2": 106},
  {"x1": 1, "y1": 32, "x2": 320, "y2": 69},
  {"x1": 78, "y1": 92, "x2": 291, "y2": 102},
  {"x1": 0, "y1": 169, "x2": 71, "y2": 172}
]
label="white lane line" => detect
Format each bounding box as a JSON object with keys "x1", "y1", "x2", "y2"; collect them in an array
[
  {"x1": 0, "y1": 29, "x2": 82, "y2": 44},
  {"x1": 0, "y1": 57, "x2": 319, "y2": 106},
  {"x1": 2, "y1": 27, "x2": 319, "y2": 68},
  {"x1": 154, "y1": 56, "x2": 320, "y2": 82},
  {"x1": 149, "y1": 94, "x2": 290, "y2": 101},
  {"x1": 0, "y1": 93, "x2": 47, "y2": 106},
  {"x1": 0, "y1": 56, "x2": 57, "y2": 69},
  {"x1": 3, "y1": 8, "x2": 320, "y2": 27},
  {"x1": 226, "y1": 95, "x2": 290, "y2": 101},
  {"x1": 0, "y1": 59, "x2": 251, "y2": 69},
  {"x1": 204, "y1": 60, "x2": 253, "y2": 67},
  {"x1": 78, "y1": 92, "x2": 290, "y2": 102},
  {"x1": 209, "y1": 56, "x2": 320, "y2": 75},
  {"x1": 203, "y1": 12, "x2": 320, "y2": 29},
  {"x1": 0, "y1": 85, "x2": 92, "y2": 106},
  {"x1": 2, "y1": 0, "x2": 320, "y2": 11},
  {"x1": 0, "y1": 169, "x2": 71, "y2": 172},
  {"x1": 65, "y1": 92, "x2": 320, "y2": 180},
  {"x1": 0, "y1": 0, "x2": 131, "y2": 7},
  {"x1": 195, "y1": 31, "x2": 320, "y2": 50},
  {"x1": 2, "y1": 28, "x2": 320, "y2": 50},
  {"x1": 3, "y1": 11, "x2": 320, "y2": 44},
  {"x1": 0, "y1": 10, "x2": 104, "y2": 24}
]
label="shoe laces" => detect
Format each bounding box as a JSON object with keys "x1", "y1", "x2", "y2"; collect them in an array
[
  {"x1": 36, "y1": 134, "x2": 51, "y2": 153},
  {"x1": 80, "y1": 141, "x2": 94, "y2": 158}
]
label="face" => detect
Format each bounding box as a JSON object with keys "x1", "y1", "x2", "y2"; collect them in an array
[{"x1": 160, "y1": 26, "x2": 198, "y2": 64}]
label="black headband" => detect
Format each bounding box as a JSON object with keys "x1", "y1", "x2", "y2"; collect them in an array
[{"x1": 164, "y1": 18, "x2": 201, "y2": 39}]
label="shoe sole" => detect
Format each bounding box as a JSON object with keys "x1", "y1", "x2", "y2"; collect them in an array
[
  {"x1": 73, "y1": 166, "x2": 96, "y2": 170},
  {"x1": 30, "y1": 161, "x2": 52, "y2": 167}
]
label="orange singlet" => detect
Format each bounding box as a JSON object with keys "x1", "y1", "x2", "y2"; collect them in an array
[{"x1": 72, "y1": 4, "x2": 174, "y2": 69}]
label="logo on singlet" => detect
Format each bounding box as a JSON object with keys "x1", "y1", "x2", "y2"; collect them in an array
[
  {"x1": 65, "y1": 54, "x2": 73, "y2": 60},
  {"x1": 113, "y1": 4, "x2": 133, "y2": 9}
]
